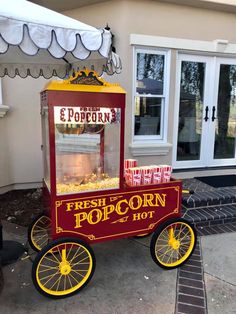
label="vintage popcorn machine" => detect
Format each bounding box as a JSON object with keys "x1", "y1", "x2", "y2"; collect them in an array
[{"x1": 28, "y1": 70, "x2": 196, "y2": 299}]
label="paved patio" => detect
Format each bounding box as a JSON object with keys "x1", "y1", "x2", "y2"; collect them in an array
[{"x1": 1, "y1": 219, "x2": 236, "y2": 314}]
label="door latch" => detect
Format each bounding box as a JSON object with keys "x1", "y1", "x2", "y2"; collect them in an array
[
  {"x1": 204, "y1": 106, "x2": 209, "y2": 122},
  {"x1": 212, "y1": 106, "x2": 216, "y2": 122}
]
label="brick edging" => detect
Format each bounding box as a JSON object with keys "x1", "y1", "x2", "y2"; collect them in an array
[{"x1": 175, "y1": 238, "x2": 207, "y2": 314}]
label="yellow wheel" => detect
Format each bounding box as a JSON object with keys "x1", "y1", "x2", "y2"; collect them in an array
[
  {"x1": 28, "y1": 214, "x2": 51, "y2": 252},
  {"x1": 32, "y1": 238, "x2": 95, "y2": 299},
  {"x1": 150, "y1": 218, "x2": 196, "y2": 269}
]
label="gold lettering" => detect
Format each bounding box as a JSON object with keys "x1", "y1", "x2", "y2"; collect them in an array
[
  {"x1": 141, "y1": 212, "x2": 148, "y2": 219},
  {"x1": 154, "y1": 194, "x2": 166, "y2": 207},
  {"x1": 115, "y1": 199, "x2": 129, "y2": 215},
  {"x1": 97, "y1": 198, "x2": 106, "y2": 207},
  {"x1": 143, "y1": 194, "x2": 154, "y2": 207},
  {"x1": 87, "y1": 209, "x2": 102, "y2": 225},
  {"x1": 133, "y1": 212, "x2": 141, "y2": 221},
  {"x1": 102, "y1": 205, "x2": 115, "y2": 221},
  {"x1": 74, "y1": 212, "x2": 87, "y2": 228},
  {"x1": 74, "y1": 201, "x2": 84, "y2": 210},
  {"x1": 129, "y1": 195, "x2": 143, "y2": 210},
  {"x1": 66, "y1": 202, "x2": 74, "y2": 211},
  {"x1": 148, "y1": 210, "x2": 155, "y2": 218},
  {"x1": 90, "y1": 199, "x2": 98, "y2": 208},
  {"x1": 83, "y1": 200, "x2": 91, "y2": 209}
]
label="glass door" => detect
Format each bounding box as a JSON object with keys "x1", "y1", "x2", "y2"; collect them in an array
[
  {"x1": 173, "y1": 55, "x2": 236, "y2": 168},
  {"x1": 173, "y1": 54, "x2": 212, "y2": 168},
  {"x1": 208, "y1": 58, "x2": 236, "y2": 166}
]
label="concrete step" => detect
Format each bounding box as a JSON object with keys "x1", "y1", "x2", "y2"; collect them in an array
[
  {"x1": 180, "y1": 178, "x2": 236, "y2": 228},
  {"x1": 182, "y1": 188, "x2": 236, "y2": 209},
  {"x1": 182, "y1": 204, "x2": 236, "y2": 228}
]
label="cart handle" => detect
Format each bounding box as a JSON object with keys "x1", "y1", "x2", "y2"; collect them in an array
[{"x1": 182, "y1": 189, "x2": 194, "y2": 195}]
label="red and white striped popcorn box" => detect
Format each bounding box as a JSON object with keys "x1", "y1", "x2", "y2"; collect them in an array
[
  {"x1": 127, "y1": 167, "x2": 142, "y2": 186},
  {"x1": 141, "y1": 166, "x2": 153, "y2": 185},
  {"x1": 124, "y1": 159, "x2": 138, "y2": 176},
  {"x1": 150, "y1": 165, "x2": 163, "y2": 184},
  {"x1": 124, "y1": 159, "x2": 138, "y2": 169},
  {"x1": 160, "y1": 165, "x2": 172, "y2": 183},
  {"x1": 124, "y1": 172, "x2": 132, "y2": 185}
]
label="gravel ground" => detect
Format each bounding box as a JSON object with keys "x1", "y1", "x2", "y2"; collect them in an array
[{"x1": 0, "y1": 189, "x2": 44, "y2": 227}]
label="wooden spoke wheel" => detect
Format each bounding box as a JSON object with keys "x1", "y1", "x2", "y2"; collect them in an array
[
  {"x1": 32, "y1": 238, "x2": 96, "y2": 299},
  {"x1": 150, "y1": 218, "x2": 196, "y2": 269},
  {"x1": 28, "y1": 214, "x2": 52, "y2": 252}
]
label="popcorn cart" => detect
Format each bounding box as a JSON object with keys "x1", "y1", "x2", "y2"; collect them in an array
[{"x1": 28, "y1": 70, "x2": 196, "y2": 299}]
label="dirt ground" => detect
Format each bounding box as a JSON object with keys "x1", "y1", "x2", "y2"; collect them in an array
[{"x1": 0, "y1": 189, "x2": 44, "y2": 227}]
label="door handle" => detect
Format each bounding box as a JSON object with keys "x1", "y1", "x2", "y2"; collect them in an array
[
  {"x1": 212, "y1": 106, "x2": 216, "y2": 122},
  {"x1": 204, "y1": 106, "x2": 209, "y2": 122}
]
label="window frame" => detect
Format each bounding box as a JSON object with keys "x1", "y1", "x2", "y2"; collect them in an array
[{"x1": 132, "y1": 47, "x2": 170, "y2": 143}]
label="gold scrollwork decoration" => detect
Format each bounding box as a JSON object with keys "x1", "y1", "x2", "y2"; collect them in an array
[
  {"x1": 149, "y1": 223, "x2": 155, "y2": 230},
  {"x1": 87, "y1": 235, "x2": 96, "y2": 240},
  {"x1": 55, "y1": 201, "x2": 63, "y2": 208},
  {"x1": 111, "y1": 216, "x2": 129, "y2": 224},
  {"x1": 56, "y1": 227, "x2": 63, "y2": 233},
  {"x1": 110, "y1": 196, "x2": 123, "y2": 202}
]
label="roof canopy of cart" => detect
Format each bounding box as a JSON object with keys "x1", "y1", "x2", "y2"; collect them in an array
[{"x1": 0, "y1": 0, "x2": 121, "y2": 78}]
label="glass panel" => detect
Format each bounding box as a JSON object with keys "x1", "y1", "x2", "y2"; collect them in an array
[
  {"x1": 134, "y1": 97, "x2": 161, "y2": 136},
  {"x1": 136, "y1": 52, "x2": 164, "y2": 95},
  {"x1": 54, "y1": 106, "x2": 121, "y2": 195},
  {"x1": 177, "y1": 61, "x2": 205, "y2": 161},
  {"x1": 42, "y1": 108, "x2": 50, "y2": 190},
  {"x1": 214, "y1": 64, "x2": 236, "y2": 159}
]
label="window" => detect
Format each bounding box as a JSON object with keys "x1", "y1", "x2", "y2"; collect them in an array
[{"x1": 133, "y1": 48, "x2": 169, "y2": 142}]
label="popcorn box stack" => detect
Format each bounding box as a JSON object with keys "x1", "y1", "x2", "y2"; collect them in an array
[
  {"x1": 160, "y1": 165, "x2": 172, "y2": 183},
  {"x1": 124, "y1": 158, "x2": 172, "y2": 186},
  {"x1": 141, "y1": 166, "x2": 153, "y2": 185},
  {"x1": 126, "y1": 167, "x2": 142, "y2": 186},
  {"x1": 124, "y1": 159, "x2": 137, "y2": 176},
  {"x1": 150, "y1": 165, "x2": 163, "y2": 184}
]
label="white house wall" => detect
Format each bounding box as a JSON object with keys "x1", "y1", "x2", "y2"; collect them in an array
[{"x1": 0, "y1": 76, "x2": 47, "y2": 193}]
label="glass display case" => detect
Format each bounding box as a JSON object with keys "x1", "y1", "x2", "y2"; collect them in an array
[
  {"x1": 55, "y1": 106, "x2": 121, "y2": 194},
  {"x1": 41, "y1": 70, "x2": 126, "y2": 201}
]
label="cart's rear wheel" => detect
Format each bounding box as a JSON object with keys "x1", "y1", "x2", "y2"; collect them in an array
[
  {"x1": 32, "y1": 238, "x2": 95, "y2": 299},
  {"x1": 28, "y1": 214, "x2": 51, "y2": 252},
  {"x1": 150, "y1": 218, "x2": 196, "y2": 269}
]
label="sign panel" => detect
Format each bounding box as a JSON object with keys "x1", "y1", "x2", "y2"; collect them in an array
[
  {"x1": 54, "y1": 184, "x2": 181, "y2": 243},
  {"x1": 54, "y1": 106, "x2": 119, "y2": 124}
]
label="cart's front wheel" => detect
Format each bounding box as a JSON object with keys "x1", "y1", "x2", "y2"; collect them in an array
[
  {"x1": 150, "y1": 218, "x2": 196, "y2": 269},
  {"x1": 32, "y1": 238, "x2": 95, "y2": 299},
  {"x1": 28, "y1": 214, "x2": 51, "y2": 252}
]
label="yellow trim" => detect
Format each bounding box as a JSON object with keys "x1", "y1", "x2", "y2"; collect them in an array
[{"x1": 43, "y1": 69, "x2": 126, "y2": 94}]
